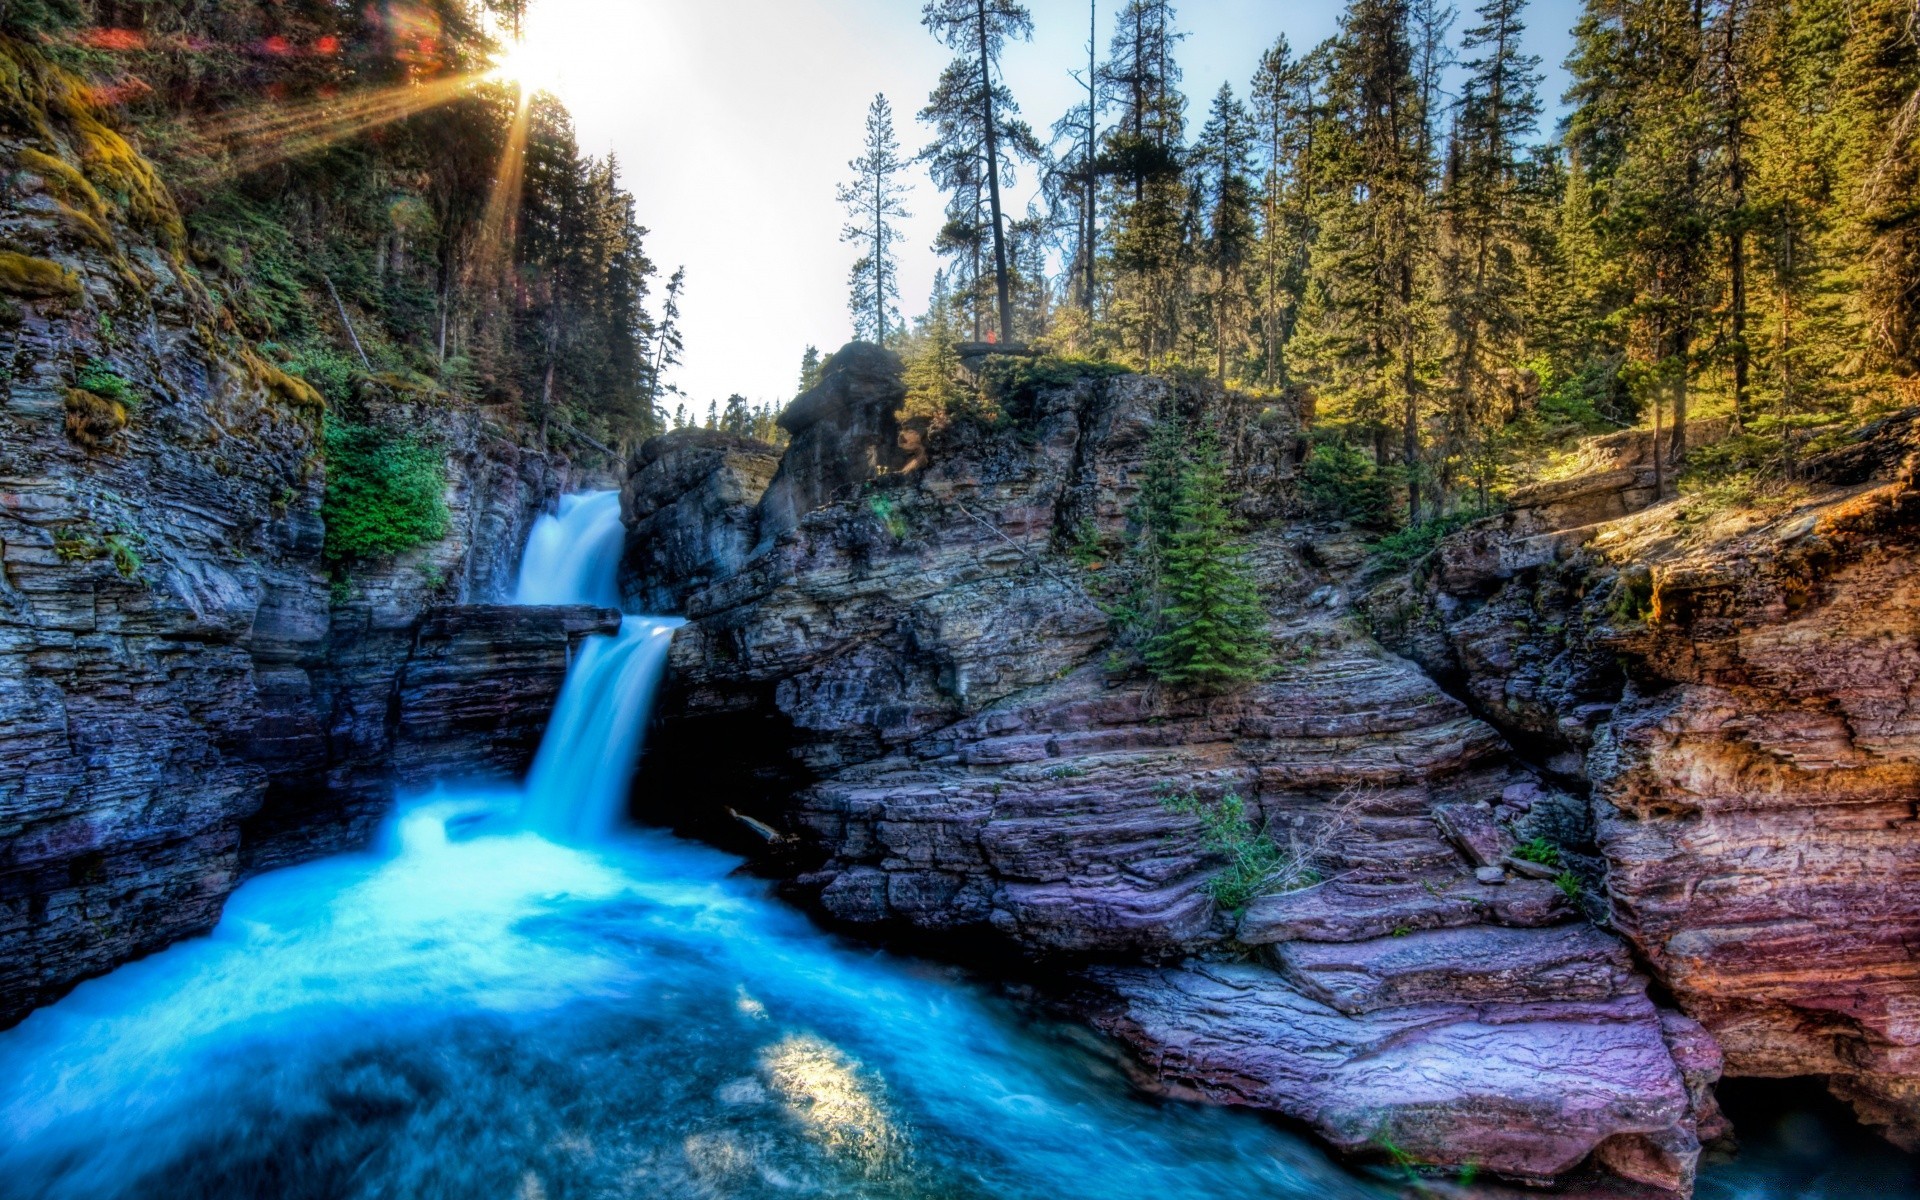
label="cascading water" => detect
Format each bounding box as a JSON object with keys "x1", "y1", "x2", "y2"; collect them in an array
[
  {"x1": 510, "y1": 490, "x2": 684, "y2": 840},
  {"x1": 0, "y1": 493, "x2": 1902, "y2": 1200}
]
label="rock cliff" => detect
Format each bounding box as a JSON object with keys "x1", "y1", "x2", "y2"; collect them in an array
[
  {"x1": 1370, "y1": 408, "x2": 1920, "y2": 1152},
  {"x1": 621, "y1": 343, "x2": 1725, "y2": 1192},
  {"x1": 0, "y1": 41, "x2": 589, "y2": 1025}
]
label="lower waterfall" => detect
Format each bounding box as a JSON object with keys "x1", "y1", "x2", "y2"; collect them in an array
[{"x1": 0, "y1": 494, "x2": 1884, "y2": 1200}]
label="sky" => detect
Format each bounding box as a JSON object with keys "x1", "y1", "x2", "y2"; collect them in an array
[{"x1": 506, "y1": 0, "x2": 1583, "y2": 413}]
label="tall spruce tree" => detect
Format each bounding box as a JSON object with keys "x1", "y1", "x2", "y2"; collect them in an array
[
  {"x1": 838, "y1": 93, "x2": 912, "y2": 345},
  {"x1": 1194, "y1": 84, "x2": 1259, "y2": 383},
  {"x1": 1438, "y1": 0, "x2": 1542, "y2": 493},
  {"x1": 921, "y1": 0, "x2": 1038, "y2": 346},
  {"x1": 1101, "y1": 0, "x2": 1190, "y2": 366}
]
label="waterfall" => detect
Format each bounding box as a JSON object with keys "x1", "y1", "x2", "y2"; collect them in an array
[
  {"x1": 512, "y1": 489, "x2": 682, "y2": 842},
  {"x1": 514, "y1": 490, "x2": 627, "y2": 610}
]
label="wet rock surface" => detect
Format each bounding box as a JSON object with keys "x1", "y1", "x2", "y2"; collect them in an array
[{"x1": 623, "y1": 342, "x2": 1721, "y2": 1189}]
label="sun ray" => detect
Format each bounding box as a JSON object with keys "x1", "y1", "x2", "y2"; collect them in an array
[{"x1": 181, "y1": 73, "x2": 486, "y2": 184}]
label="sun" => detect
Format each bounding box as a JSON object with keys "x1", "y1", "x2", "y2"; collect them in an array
[{"x1": 487, "y1": 36, "x2": 570, "y2": 98}]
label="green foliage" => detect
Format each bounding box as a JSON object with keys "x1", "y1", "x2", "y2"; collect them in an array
[
  {"x1": 1159, "y1": 787, "x2": 1312, "y2": 911},
  {"x1": 321, "y1": 418, "x2": 449, "y2": 565},
  {"x1": 1554, "y1": 870, "x2": 1584, "y2": 900},
  {"x1": 1301, "y1": 439, "x2": 1400, "y2": 530},
  {"x1": 867, "y1": 493, "x2": 908, "y2": 539},
  {"x1": 1606, "y1": 567, "x2": 1654, "y2": 624},
  {"x1": 1370, "y1": 511, "x2": 1479, "y2": 571},
  {"x1": 282, "y1": 348, "x2": 360, "y2": 407},
  {"x1": 1513, "y1": 837, "x2": 1562, "y2": 867},
  {"x1": 104, "y1": 535, "x2": 140, "y2": 579},
  {"x1": 1144, "y1": 425, "x2": 1271, "y2": 689},
  {"x1": 76, "y1": 359, "x2": 137, "y2": 410},
  {"x1": 52, "y1": 527, "x2": 100, "y2": 562}
]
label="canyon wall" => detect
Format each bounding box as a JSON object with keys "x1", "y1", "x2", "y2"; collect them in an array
[
  {"x1": 622, "y1": 344, "x2": 1727, "y2": 1193},
  {"x1": 0, "y1": 43, "x2": 590, "y2": 1025},
  {"x1": 1368, "y1": 408, "x2": 1920, "y2": 1151}
]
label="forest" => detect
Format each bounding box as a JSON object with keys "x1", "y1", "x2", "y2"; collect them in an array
[
  {"x1": 844, "y1": 0, "x2": 1920, "y2": 528},
  {"x1": 2, "y1": 0, "x2": 670, "y2": 462}
]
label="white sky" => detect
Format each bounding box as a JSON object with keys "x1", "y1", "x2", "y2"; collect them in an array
[{"x1": 510, "y1": 0, "x2": 1579, "y2": 411}]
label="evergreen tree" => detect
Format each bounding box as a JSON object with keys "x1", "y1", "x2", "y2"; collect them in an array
[
  {"x1": 1194, "y1": 84, "x2": 1259, "y2": 382},
  {"x1": 838, "y1": 94, "x2": 912, "y2": 345},
  {"x1": 1437, "y1": 0, "x2": 1542, "y2": 491},
  {"x1": 920, "y1": 0, "x2": 1039, "y2": 346},
  {"x1": 1249, "y1": 36, "x2": 1327, "y2": 388},
  {"x1": 798, "y1": 344, "x2": 824, "y2": 393},
  {"x1": 1145, "y1": 425, "x2": 1271, "y2": 688},
  {"x1": 1101, "y1": 0, "x2": 1191, "y2": 366}
]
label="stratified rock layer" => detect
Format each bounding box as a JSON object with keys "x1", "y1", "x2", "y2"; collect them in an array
[
  {"x1": 0, "y1": 45, "x2": 585, "y2": 1025},
  {"x1": 1379, "y1": 409, "x2": 1920, "y2": 1149},
  {"x1": 623, "y1": 343, "x2": 1718, "y2": 1189}
]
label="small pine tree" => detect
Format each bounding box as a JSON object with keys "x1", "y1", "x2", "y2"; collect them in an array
[{"x1": 1145, "y1": 425, "x2": 1271, "y2": 688}]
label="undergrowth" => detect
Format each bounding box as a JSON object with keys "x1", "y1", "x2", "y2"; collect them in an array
[{"x1": 321, "y1": 417, "x2": 449, "y2": 564}]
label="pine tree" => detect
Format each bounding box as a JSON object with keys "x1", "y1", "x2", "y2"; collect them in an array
[
  {"x1": 798, "y1": 344, "x2": 824, "y2": 393},
  {"x1": 1194, "y1": 84, "x2": 1259, "y2": 382},
  {"x1": 1438, "y1": 0, "x2": 1542, "y2": 494},
  {"x1": 1101, "y1": 0, "x2": 1190, "y2": 366},
  {"x1": 1145, "y1": 425, "x2": 1271, "y2": 688},
  {"x1": 1249, "y1": 36, "x2": 1326, "y2": 388},
  {"x1": 838, "y1": 94, "x2": 912, "y2": 345},
  {"x1": 920, "y1": 0, "x2": 1039, "y2": 346}
]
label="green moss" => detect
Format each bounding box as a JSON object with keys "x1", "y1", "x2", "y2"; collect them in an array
[
  {"x1": 0, "y1": 251, "x2": 82, "y2": 302},
  {"x1": 321, "y1": 417, "x2": 449, "y2": 564}
]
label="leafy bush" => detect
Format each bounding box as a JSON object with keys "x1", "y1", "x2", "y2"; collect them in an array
[
  {"x1": 1301, "y1": 439, "x2": 1400, "y2": 530},
  {"x1": 284, "y1": 347, "x2": 360, "y2": 406},
  {"x1": 321, "y1": 418, "x2": 449, "y2": 564},
  {"x1": 77, "y1": 359, "x2": 138, "y2": 409},
  {"x1": 1370, "y1": 511, "x2": 1479, "y2": 571},
  {"x1": 1159, "y1": 788, "x2": 1301, "y2": 911}
]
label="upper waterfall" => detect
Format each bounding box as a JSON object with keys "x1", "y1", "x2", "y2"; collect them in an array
[{"x1": 514, "y1": 491, "x2": 628, "y2": 610}]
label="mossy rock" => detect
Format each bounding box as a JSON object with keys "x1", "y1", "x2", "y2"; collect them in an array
[
  {"x1": 16, "y1": 146, "x2": 107, "y2": 218},
  {"x1": 241, "y1": 346, "x2": 326, "y2": 412},
  {"x1": 0, "y1": 251, "x2": 82, "y2": 302},
  {"x1": 64, "y1": 387, "x2": 126, "y2": 447}
]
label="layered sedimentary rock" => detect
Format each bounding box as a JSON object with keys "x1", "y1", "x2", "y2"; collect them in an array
[
  {"x1": 0, "y1": 45, "x2": 580, "y2": 1024},
  {"x1": 623, "y1": 343, "x2": 1720, "y2": 1189},
  {"x1": 1375, "y1": 409, "x2": 1920, "y2": 1149}
]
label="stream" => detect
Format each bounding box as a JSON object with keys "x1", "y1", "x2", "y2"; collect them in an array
[{"x1": 0, "y1": 492, "x2": 1913, "y2": 1199}]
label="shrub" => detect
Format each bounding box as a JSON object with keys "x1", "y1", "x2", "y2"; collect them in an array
[
  {"x1": 1513, "y1": 837, "x2": 1562, "y2": 867},
  {"x1": 1159, "y1": 789, "x2": 1295, "y2": 912},
  {"x1": 284, "y1": 347, "x2": 359, "y2": 406},
  {"x1": 321, "y1": 418, "x2": 449, "y2": 564},
  {"x1": 1301, "y1": 438, "x2": 1400, "y2": 530},
  {"x1": 76, "y1": 358, "x2": 137, "y2": 409},
  {"x1": 1370, "y1": 511, "x2": 1479, "y2": 571}
]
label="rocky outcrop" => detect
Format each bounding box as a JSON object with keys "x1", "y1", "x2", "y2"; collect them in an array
[
  {"x1": 620, "y1": 428, "x2": 781, "y2": 614},
  {"x1": 0, "y1": 43, "x2": 579, "y2": 1025},
  {"x1": 622, "y1": 343, "x2": 1721, "y2": 1189},
  {"x1": 1375, "y1": 408, "x2": 1920, "y2": 1150}
]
